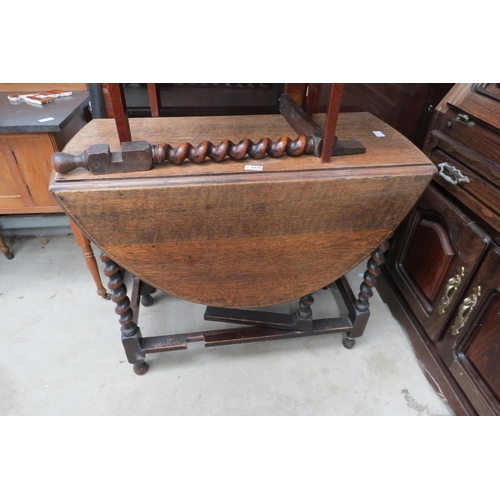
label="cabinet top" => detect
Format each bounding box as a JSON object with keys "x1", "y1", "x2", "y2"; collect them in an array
[
  {"x1": 436, "y1": 84, "x2": 500, "y2": 131},
  {"x1": 0, "y1": 91, "x2": 89, "y2": 133}
]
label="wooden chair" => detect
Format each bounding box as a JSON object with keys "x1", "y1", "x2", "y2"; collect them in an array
[{"x1": 103, "y1": 82, "x2": 348, "y2": 163}]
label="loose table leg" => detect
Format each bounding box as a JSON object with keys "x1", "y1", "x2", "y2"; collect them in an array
[
  {"x1": 343, "y1": 238, "x2": 391, "y2": 349},
  {"x1": 101, "y1": 252, "x2": 149, "y2": 375},
  {"x1": 0, "y1": 233, "x2": 14, "y2": 259}
]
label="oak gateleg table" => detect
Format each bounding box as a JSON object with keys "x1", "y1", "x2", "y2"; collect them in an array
[{"x1": 49, "y1": 112, "x2": 435, "y2": 375}]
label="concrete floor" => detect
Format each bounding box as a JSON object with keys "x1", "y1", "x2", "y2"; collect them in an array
[{"x1": 0, "y1": 233, "x2": 454, "y2": 416}]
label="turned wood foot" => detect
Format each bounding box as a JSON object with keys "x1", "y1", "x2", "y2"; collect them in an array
[
  {"x1": 0, "y1": 234, "x2": 13, "y2": 259},
  {"x1": 342, "y1": 334, "x2": 356, "y2": 349},
  {"x1": 133, "y1": 362, "x2": 149, "y2": 375},
  {"x1": 141, "y1": 295, "x2": 154, "y2": 307},
  {"x1": 140, "y1": 281, "x2": 156, "y2": 307}
]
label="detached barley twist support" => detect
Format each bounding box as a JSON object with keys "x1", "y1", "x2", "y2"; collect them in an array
[
  {"x1": 151, "y1": 135, "x2": 316, "y2": 165},
  {"x1": 52, "y1": 135, "x2": 318, "y2": 175}
]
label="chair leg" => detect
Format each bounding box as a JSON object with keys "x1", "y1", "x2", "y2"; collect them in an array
[
  {"x1": 321, "y1": 83, "x2": 344, "y2": 163},
  {"x1": 107, "y1": 83, "x2": 132, "y2": 143},
  {"x1": 0, "y1": 233, "x2": 14, "y2": 259},
  {"x1": 68, "y1": 219, "x2": 110, "y2": 299}
]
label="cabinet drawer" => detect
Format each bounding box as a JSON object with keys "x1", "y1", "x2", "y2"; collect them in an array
[
  {"x1": 385, "y1": 185, "x2": 490, "y2": 340},
  {"x1": 430, "y1": 149, "x2": 500, "y2": 218},
  {"x1": 428, "y1": 111, "x2": 500, "y2": 189},
  {"x1": 440, "y1": 246, "x2": 500, "y2": 415},
  {"x1": 473, "y1": 83, "x2": 500, "y2": 106}
]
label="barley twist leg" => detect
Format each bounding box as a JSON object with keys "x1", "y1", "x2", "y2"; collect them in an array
[
  {"x1": 355, "y1": 239, "x2": 390, "y2": 312},
  {"x1": 100, "y1": 253, "x2": 148, "y2": 375},
  {"x1": 343, "y1": 238, "x2": 391, "y2": 349}
]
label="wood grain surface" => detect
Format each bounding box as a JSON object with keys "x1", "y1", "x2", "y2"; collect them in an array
[
  {"x1": 51, "y1": 112, "x2": 435, "y2": 307},
  {"x1": 465, "y1": 293, "x2": 500, "y2": 401},
  {"x1": 57, "y1": 113, "x2": 431, "y2": 181},
  {"x1": 437, "y1": 83, "x2": 500, "y2": 131}
]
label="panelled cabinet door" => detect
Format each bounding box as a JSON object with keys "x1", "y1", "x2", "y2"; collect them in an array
[
  {"x1": 7, "y1": 135, "x2": 59, "y2": 208},
  {"x1": 440, "y1": 246, "x2": 500, "y2": 415},
  {"x1": 0, "y1": 139, "x2": 32, "y2": 209},
  {"x1": 385, "y1": 185, "x2": 490, "y2": 340}
]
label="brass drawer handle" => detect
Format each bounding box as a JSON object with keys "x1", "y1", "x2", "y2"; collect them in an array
[
  {"x1": 438, "y1": 267, "x2": 465, "y2": 315},
  {"x1": 437, "y1": 162, "x2": 470, "y2": 185},
  {"x1": 456, "y1": 113, "x2": 475, "y2": 126},
  {"x1": 451, "y1": 286, "x2": 481, "y2": 336}
]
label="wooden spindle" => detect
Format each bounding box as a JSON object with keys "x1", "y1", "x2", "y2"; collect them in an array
[
  {"x1": 107, "y1": 83, "x2": 132, "y2": 143},
  {"x1": 321, "y1": 83, "x2": 344, "y2": 163},
  {"x1": 305, "y1": 83, "x2": 322, "y2": 116},
  {"x1": 147, "y1": 83, "x2": 161, "y2": 117}
]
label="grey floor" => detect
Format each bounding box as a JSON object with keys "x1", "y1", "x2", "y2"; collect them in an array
[{"x1": 0, "y1": 233, "x2": 454, "y2": 416}]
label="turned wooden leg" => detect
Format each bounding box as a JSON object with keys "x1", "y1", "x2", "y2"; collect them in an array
[
  {"x1": 296, "y1": 294, "x2": 314, "y2": 320},
  {"x1": 355, "y1": 239, "x2": 391, "y2": 312},
  {"x1": 140, "y1": 281, "x2": 156, "y2": 307},
  {"x1": 101, "y1": 252, "x2": 148, "y2": 375},
  {"x1": 343, "y1": 238, "x2": 391, "y2": 349},
  {"x1": 294, "y1": 294, "x2": 314, "y2": 332},
  {"x1": 69, "y1": 219, "x2": 110, "y2": 299},
  {"x1": 342, "y1": 333, "x2": 356, "y2": 349},
  {"x1": 0, "y1": 233, "x2": 14, "y2": 260}
]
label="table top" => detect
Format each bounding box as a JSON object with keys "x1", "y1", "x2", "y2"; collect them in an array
[
  {"x1": 0, "y1": 91, "x2": 89, "y2": 134},
  {"x1": 55, "y1": 112, "x2": 433, "y2": 183},
  {"x1": 51, "y1": 112, "x2": 436, "y2": 307}
]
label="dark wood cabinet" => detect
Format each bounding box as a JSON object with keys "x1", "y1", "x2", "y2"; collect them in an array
[
  {"x1": 439, "y1": 245, "x2": 500, "y2": 415},
  {"x1": 385, "y1": 185, "x2": 490, "y2": 341},
  {"x1": 339, "y1": 83, "x2": 454, "y2": 147},
  {"x1": 378, "y1": 84, "x2": 500, "y2": 416}
]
